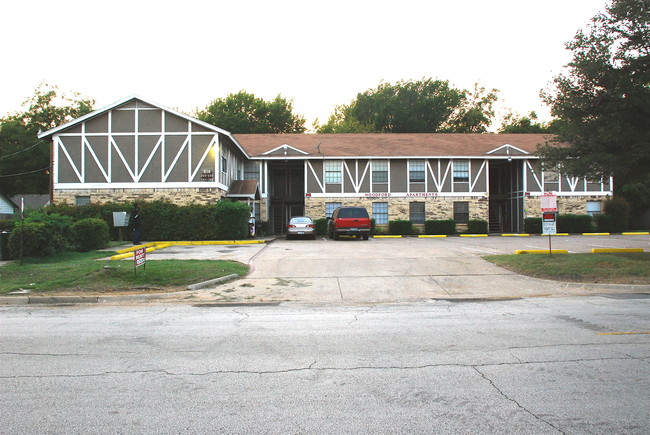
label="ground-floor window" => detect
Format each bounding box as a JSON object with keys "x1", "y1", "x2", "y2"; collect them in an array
[
  {"x1": 409, "y1": 202, "x2": 425, "y2": 224},
  {"x1": 75, "y1": 195, "x2": 90, "y2": 206},
  {"x1": 454, "y1": 201, "x2": 469, "y2": 224},
  {"x1": 372, "y1": 202, "x2": 389, "y2": 224},
  {"x1": 325, "y1": 202, "x2": 342, "y2": 218},
  {"x1": 586, "y1": 201, "x2": 601, "y2": 216}
]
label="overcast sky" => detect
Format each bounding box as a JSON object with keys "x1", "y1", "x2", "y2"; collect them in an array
[{"x1": 2, "y1": 0, "x2": 606, "y2": 131}]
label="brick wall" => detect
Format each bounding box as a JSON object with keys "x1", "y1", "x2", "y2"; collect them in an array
[
  {"x1": 305, "y1": 196, "x2": 489, "y2": 222},
  {"x1": 524, "y1": 195, "x2": 608, "y2": 218},
  {"x1": 54, "y1": 188, "x2": 227, "y2": 206}
]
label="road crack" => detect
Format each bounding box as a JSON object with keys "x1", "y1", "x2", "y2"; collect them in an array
[{"x1": 473, "y1": 366, "x2": 565, "y2": 434}]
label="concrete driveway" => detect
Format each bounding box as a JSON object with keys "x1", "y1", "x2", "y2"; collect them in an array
[{"x1": 168, "y1": 234, "x2": 650, "y2": 304}]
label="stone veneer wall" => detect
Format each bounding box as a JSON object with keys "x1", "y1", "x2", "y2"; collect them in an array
[
  {"x1": 305, "y1": 196, "x2": 489, "y2": 223},
  {"x1": 53, "y1": 188, "x2": 227, "y2": 206},
  {"x1": 524, "y1": 195, "x2": 609, "y2": 218}
]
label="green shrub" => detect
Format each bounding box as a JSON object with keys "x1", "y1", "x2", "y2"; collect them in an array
[
  {"x1": 388, "y1": 219, "x2": 414, "y2": 235},
  {"x1": 524, "y1": 218, "x2": 542, "y2": 234},
  {"x1": 467, "y1": 219, "x2": 488, "y2": 234},
  {"x1": 172, "y1": 203, "x2": 219, "y2": 240},
  {"x1": 139, "y1": 200, "x2": 179, "y2": 241},
  {"x1": 314, "y1": 218, "x2": 328, "y2": 236},
  {"x1": 595, "y1": 214, "x2": 623, "y2": 233},
  {"x1": 557, "y1": 214, "x2": 593, "y2": 233},
  {"x1": 8, "y1": 221, "x2": 67, "y2": 257},
  {"x1": 424, "y1": 219, "x2": 456, "y2": 235},
  {"x1": 70, "y1": 218, "x2": 110, "y2": 251},
  {"x1": 214, "y1": 200, "x2": 250, "y2": 239}
]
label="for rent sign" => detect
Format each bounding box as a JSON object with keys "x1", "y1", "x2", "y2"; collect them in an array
[{"x1": 134, "y1": 247, "x2": 146, "y2": 272}]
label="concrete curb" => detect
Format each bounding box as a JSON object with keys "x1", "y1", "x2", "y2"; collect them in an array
[
  {"x1": 186, "y1": 274, "x2": 240, "y2": 291},
  {"x1": 0, "y1": 273, "x2": 242, "y2": 305}
]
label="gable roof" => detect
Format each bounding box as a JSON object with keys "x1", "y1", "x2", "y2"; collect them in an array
[
  {"x1": 235, "y1": 133, "x2": 554, "y2": 159},
  {"x1": 37, "y1": 95, "x2": 250, "y2": 158},
  {"x1": 226, "y1": 180, "x2": 260, "y2": 200}
]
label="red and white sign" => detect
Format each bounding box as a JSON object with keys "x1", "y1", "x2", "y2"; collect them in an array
[
  {"x1": 541, "y1": 192, "x2": 557, "y2": 212},
  {"x1": 134, "y1": 247, "x2": 146, "y2": 268}
]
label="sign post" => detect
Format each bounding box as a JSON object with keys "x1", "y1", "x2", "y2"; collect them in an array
[
  {"x1": 541, "y1": 193, "x2": 558, "y2": 255},
  {"x1": 134, "y1": 247, "x2": 146, "y2": 275}
]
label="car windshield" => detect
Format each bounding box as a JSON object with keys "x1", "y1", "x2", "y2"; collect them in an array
[
  {"x1": 290, "y1": 217, "x2": 312, "y2": 224},
  {"x1": 338, "y1": 208, "x2": 368, "y2": 218}
]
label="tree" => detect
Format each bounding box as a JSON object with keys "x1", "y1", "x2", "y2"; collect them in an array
[
  {"x1": 499, "y1": 111, "x2": 558, "y2": 133},
  {"x1": 0, "y1": 84, "x2": 94, "y2": 196},
  {"x1": 539, "y1": 0, "x2": 650, "y2": 193},
  {"x1": 196, "y1": 91, "x2": 306, "y2": 134},
  {"x1": 315, "y1": 78, "x2": 498, "y2": 133}
]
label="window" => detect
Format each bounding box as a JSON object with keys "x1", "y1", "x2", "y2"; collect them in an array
[
  {"x1": 325, "y1": 202, "x2": 341, "y2": 218},
  {"x1": 325, "y1": 161, "x2": 342, "y2": 184},
  {"x1": 409, "y1": 202, "x2": 425, "y2": 224},
  {"x1": 221, "y1": 155, "x2": 228, "y2": 174},
  {"x1": 453, "y1": 160, "x2": 469, "y2": 183},
  {"x1": 409, "y1": 160, "x2": 425, "y2": 183},
  {"x1": 75, "y1": 196, "x2": 90, "y2": 206},
  {"x1": 372, "y1": 160, "x2": 388, "y2": 183},
  {"x1": 244, "y1": 161, "x2": 260, "y2": 180},
  {"x1": 372, "y1": 202, "x2": 389, "y2": 224},
  {"x1": 586, "y1": 201, "x2": 602, "y2": 216},
  {"x1": 454, "y1": 201, "x2": 469, "y2": 224}
]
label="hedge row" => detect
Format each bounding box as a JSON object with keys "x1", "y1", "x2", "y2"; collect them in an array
[
  {"x1": 3, "y1": 200, "x2": 252, "y2": 259},
  {"x1": 6, "y1": 212, "x2": 109, "y2": 258},
  {"x1": 48, "y1": 200, "x2": 251, "y2": 242}
]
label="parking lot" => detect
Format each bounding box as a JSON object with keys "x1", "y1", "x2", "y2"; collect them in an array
[{"x1": 152, "y1": 234, "x2": 650, "y2": 304}]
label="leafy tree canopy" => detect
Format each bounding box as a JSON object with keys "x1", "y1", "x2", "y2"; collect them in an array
[
  {"x1": 196, "y1": 91, "x2": 306, "y2": 134},
  {"x1": 0, "y1": 84, "x2": 95, "y2": 196},
  {"x1": 499, "y1": 111, "x2": 559, "y2": 134},
  {"x1": 316, "y1": 78, "x2": 498, "y2": 133},
  {"x1": 539, "y1": 0, "x2": 650, "y2": 191}
]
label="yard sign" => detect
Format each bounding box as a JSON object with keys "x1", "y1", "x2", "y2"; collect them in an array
[{"x1": 134, "y1": 247, "x2": 146, "y2": 274}]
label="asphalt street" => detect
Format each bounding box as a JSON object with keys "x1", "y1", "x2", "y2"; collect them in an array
[{"x1": 1, "y1": 297, "x2": 649, "y2": 434}]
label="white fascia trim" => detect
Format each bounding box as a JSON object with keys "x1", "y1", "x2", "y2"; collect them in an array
[
  {"x1": 54, "y1": 182, "x2": 229, "y2": 190},
  {"x1": 485, "y1": 144, "x2": 530, "y2": 155},
  {"x1": 525, "y1": 191, "x2": 613, "y2": 197},
  {"x1": 306, "y1": 192, "x2": 489, "y2": 198},
  {"x1": 261, "y1": 144, "x2": 310, "y2": 156},
  {"x1": 251, "y1": 155, "x2": 537, "y2": 161}
]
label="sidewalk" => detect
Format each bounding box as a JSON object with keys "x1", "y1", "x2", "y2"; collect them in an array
[{"x1": 2, "y1": 236, "x2": 649, "y2": 306}]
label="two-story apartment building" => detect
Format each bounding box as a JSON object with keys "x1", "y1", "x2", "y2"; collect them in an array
[{"x1": 39, "y1": 96, "x2": 613, "y2": 234}]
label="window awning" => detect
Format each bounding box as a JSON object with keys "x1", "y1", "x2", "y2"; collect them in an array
[{"x1": 226, "y1": 180, "x2": 261, "y2": 200}]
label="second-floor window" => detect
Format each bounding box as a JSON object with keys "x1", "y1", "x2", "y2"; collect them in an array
[
  {"x1": 244, "y1": 161, "x2": 259, "y2": 180},
  {"x1": 409, "y1": 160, "x2": 425, "y2": 183},
  {"x1": 221, "y1": 155, "x2": 228, "y2": 174},
  {"x1": 372, "y1": 160, "x2": 388, "y2": 183},
  {"x1": 453, "y1": 160, "x2": 469, "y2": 183},
  {"x1": 325, "y1": 161, "x2": 342, "y2": 184}
]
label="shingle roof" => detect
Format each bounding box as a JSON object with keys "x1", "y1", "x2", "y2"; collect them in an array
[
  {"x1": 226, "y1": 180, "x2": 260, "y2": 199},
  {"x1": 235, "y1": 133, "x2": 555, "y2": 159}
]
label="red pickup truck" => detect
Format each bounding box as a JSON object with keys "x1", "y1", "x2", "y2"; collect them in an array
[{"x1": 328, "y1": 207, "x2": 371, "y2": 240}]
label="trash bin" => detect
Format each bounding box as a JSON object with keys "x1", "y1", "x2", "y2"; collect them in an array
[{"x1": 0, "y1": 231, "x2": 10, "y2": 261}]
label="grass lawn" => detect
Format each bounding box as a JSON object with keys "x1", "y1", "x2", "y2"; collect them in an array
[
  {"x1": 485, "y1": 252, "x2": 650, "y2": 284},
  {"x1": 0, "y1": 250, "x2": 249, "y2": 295}
]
